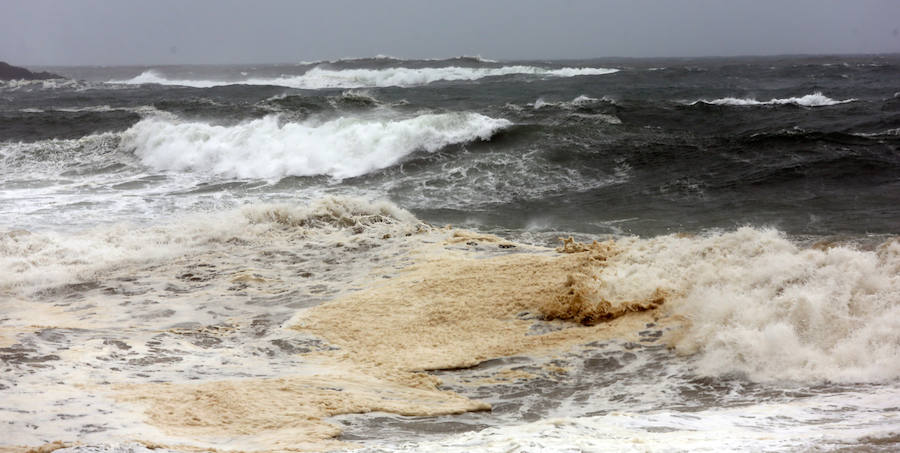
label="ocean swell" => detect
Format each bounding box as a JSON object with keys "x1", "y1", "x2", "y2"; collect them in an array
[
  {"x1": 121, "y1": 112, "x2": 511, "y2": 179},
  {"x1": 112, "y1": 65, "x2": 619, "y2": 89}
]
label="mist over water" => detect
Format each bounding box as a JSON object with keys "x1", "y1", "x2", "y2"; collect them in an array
[{"x1": 1, "y1": 55, "x2": 899, "y2": 452}]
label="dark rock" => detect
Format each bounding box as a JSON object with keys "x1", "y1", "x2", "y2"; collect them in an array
[{"x1": 0, "y1": 61, "x2": 64, "y2": 80}]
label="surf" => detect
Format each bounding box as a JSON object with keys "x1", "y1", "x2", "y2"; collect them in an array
[{"x1": 120, "y1": 112, "x2": 511, "y2": 179}]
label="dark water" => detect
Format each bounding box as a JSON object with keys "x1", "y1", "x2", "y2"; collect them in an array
[
  {"x1": 2, "y1": 54, "x2": 898, "y2": 236},
  {"x1": 2, "y1": 55, "x2": 900, "y2": 452}
]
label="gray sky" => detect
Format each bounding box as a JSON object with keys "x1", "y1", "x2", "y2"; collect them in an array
[{"x1": 2, "y1": 0, "x2": 899, "y2": 65}]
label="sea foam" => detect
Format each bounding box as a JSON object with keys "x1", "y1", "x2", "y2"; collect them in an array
[
  {"x1": 121, "y1": 113, "x2": 511, "y2": 179},
  {"x1": 595, "y1": 228, "x2": 900, "y2": 383},
  {"x1": 0, "y1": 197, "x2": 420, "y2": 295},
  {"x1": 354, "y1": 388, "x2": 900, "y2": 452},
  {"x1": 112, "y1": 65, "x2": 619, "y2": 89}
]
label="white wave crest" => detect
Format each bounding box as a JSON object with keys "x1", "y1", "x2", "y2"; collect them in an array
[
  {"x1": 598, "y1": 228, "x2": 900, "y2": 383},
  {"x1": 120, "y1": 113, "x2": 511, "y2": 179},
  {"x1": 533, "y1": 94, "x2": 606, "y2": 110},
  {"x1": 111, "y1": 65, "x2": 618, "y2": 89},
  {"x1": 0, "y1": 78, "x2": 103, "y2": 92},
  {"x1": 419, "y1": 54, "x2": 499, "y2": 63},
  {"x1": 461, "y1": 55, "x2": 498, "y2": 63},
  {"x1": 693, "y1": 92, "x2": 855, "y2": 107},
  {"x1": 0, "y1": 197, "x2": 421, "y2": 294},
  {"x1": 109, "y1": 70, "x2": 225, "y2": 88},
  {"x1": 302, "y1": 55, "x2": 498, "y2": 65},
  {"x1": 854, "y1": 127, "x2": 900, "y2": 137},
  {"x1": 17, "y1": 105, "x2": 159, "y2": 114},
  {"x1": 529, "y1": 95, "x2": 621, "y2": 123}
]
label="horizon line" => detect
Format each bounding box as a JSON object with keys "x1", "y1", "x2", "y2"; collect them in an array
[{"x1": 15, "y1": 51, "x2": 900, "y2": 68}]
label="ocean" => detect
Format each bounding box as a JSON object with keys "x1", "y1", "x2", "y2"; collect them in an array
[{"x1": 1, "y1": 54, "x2": 898, "y2": 452}]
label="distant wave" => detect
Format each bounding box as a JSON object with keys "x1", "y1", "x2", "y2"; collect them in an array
[
  {"x1": 0, "y1": 78, "x2": 105, "y2": 92},
  {"x1": 109, "y1": 70, "x2": 224, "y2": 88},
  {"x1": 692, "y1": 92, "x2": 855, "y2": 107},
  {"x1": 16, "y1": 105, "x2": 158, "y2": 114},
  {"x1": 300, "y1": 54, "x2": 499, "y2": 65},
  {"x1": 120, "y1": 113, "x2": 511, "y2": 179},
  {"x1": 854, "y1": 127, "x2": 900, "y2": 137},
  {"x1": 527, "y1": 95, "x2": 621, "y2": 124},
  {"x1": 532, "y1": 94, "x2": 615, "y2": 110},
  {"x1": 110, "y1": 65, "x2": 619, "y2": 89}
]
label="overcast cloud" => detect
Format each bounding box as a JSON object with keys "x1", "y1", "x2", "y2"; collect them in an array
[{"x1": 2, "y1": 0, "x2": 898, "y2": 65}]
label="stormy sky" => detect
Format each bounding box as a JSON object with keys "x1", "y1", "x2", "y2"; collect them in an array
[{"x1": 2, "y1": 0, "x2": 898, "y2": 66}]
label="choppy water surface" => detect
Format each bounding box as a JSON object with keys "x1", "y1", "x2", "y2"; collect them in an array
[{"x1": 1, "y1": 55, "x2": 898, "y2": 452}]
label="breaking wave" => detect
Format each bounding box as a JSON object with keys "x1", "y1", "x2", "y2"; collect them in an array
[
  {"x1": 120, "y1": 113, "x2": 511, "y2": 179},
  {"x1": 692, "y1": 92, "x2": 855, "y2": 107},
  {"x1": 532, "y1": 94, "x2": 608, "y2": 110},
  {"x1": 4, "y1": 201, "x2": 898, "y2": 385},
  {"x1": 0, "y1": 197, "x2": 420, "y2": 295},
  {"x1": 0, "y1": 132, "x2": 125, "y2": 178},
  {"x1": 300, "y1": 54, "x2": 499, "y2": 65},
  {"x1": 0, "y1": 78, "x2": 105, "y2": 92},
  {"x1": 111, "y1": 65, "x2": 619, "y2": 89},
  {"x1": 593, "y1": 228, "x2": 900, "y2": 383}
]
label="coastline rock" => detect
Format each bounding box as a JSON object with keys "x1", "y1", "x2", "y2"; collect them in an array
[{"x1": 0, "y1": 61, "x2": 63, "y2": 80}]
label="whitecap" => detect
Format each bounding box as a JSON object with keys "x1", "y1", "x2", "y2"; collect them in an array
[
  {"x1": 692, "y1": 92, "x2": 855, "y2": 107},
  {"x1": 532, "y1": 94, "x2": 605, "y2": 110},
  {"x1": 110, "y1": 65, "x2": 619, "y2": 89},
  {"x1": 120, "y1": 112, "x2": 511, "y2": 179},
  {"x1": 596, "y1": 228, "x2": 900, "y2": 383}
]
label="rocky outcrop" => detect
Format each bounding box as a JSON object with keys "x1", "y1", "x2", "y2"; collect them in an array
[{"x1": 0, "y1": 61, "x2": 63, "y2": 80}]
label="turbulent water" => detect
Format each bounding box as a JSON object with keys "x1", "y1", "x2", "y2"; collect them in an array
[{"x1": 1, "y1": 55, "x2": 898, "y2": 452}]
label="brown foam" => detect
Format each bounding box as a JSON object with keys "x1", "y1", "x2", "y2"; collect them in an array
[
  {"x1": 445, "y1": 229, "x2": 516, "y2": 247},
  {"x1": 541, "y1": 274, "x2": 667, "y2": 325},
  {"x1": 543, "y1": 238, "x2": 667, "y2": 324},
  {"x1": 0, "y1": 329, "x2": 17, "y2": 348},
  {"x1": 294, "y1": 235, "x2": 666, "y2": 371},
  {"x1": 474, "y1": 368, "x2": 539, "y2": 385},
  {"x1": 116, "y1": 371, "x2": 487, "y2": 452},
  {"x1": 118, "y1": 233, "x2": 672, "y2": 452},
  {"x1": 0, "y1": 297, "x2": 94, "y2": 347},
  {"x1": 0, "y1": 442, "x2": 73, "y2": 453}
]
